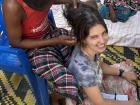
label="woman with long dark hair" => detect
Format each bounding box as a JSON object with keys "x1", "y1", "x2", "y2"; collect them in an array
[{"x1": 64, "y1": 2, "x2": 140, "y2": 105}]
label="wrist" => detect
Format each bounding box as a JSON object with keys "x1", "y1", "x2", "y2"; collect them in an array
[
  {"x1": 50, "y1": 37, "x2": 61, "y2": 45},
  {"x1": 119, "y1": 69, "x2": 125, "y2": 77}
]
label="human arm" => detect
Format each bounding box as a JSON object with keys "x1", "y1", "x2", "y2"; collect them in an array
[
  {"x1": 69, "y1": 51, "x2": 139, "y2": 105},
  {"x1": 104, "y1": 1, "x2": 117, "y2": 22},
  {"x1": 100, "y1": 62, "x2": 137, "y2": 83},
  {"x1": 84, "y1": 86, "x2": 140, "y2": 105},
  {"x1": 3, "y1": 0, "x2": 76, "y2": 49},
  {"x1": 108, "y1": 5, "x2": 117, "y2": 22}
]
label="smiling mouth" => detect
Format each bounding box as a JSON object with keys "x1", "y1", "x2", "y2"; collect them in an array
[{"x1": 98, "y1": 44, "x2": 105, "y2": 48}]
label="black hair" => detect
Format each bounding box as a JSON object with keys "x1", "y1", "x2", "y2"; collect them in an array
[
  {"x1": 64, "y1": 2, "x2": 108, "y2": 46},
  {"x1": 23, "y1": 0, "x2": 50, "y2": 10}
]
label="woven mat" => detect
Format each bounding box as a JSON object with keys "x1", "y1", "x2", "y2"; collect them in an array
[
  {"x1": 102, "y1": 45, "x2": 140, "y2": 79},
  {"x1": 0, "y1": 71, "x2": 36, "y2": 105},
  {"x1": 0, "y1": 45, "x2": 139, "y2": 104}
]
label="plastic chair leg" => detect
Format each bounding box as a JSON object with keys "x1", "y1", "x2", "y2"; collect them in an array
[
  {"x1": 36, "y1": 76, "x2": 50, "y2": 105},
  {"x1": 26, "y1": 71, "x2": 50, "y2": 105}
]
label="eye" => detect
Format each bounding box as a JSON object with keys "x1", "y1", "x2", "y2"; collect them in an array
[
  {"x1": 90, "y1": 35, "x2": 98, "y2": 39},
  {"x1": 102, "y1": 32, "x2": 108, "y2": 37}
]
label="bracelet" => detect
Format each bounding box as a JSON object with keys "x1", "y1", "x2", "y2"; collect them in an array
[{"x1": 119, "y1": 69, "x2": 125, "y2": 77}]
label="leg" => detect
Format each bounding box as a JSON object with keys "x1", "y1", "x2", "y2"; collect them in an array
[
  {"x1": 26, "y1": 28, "x2": 82, "y2": 104},
  {"x1": 50, "y1": 93, "x2": 65, "y2": 105},
  {"x1": 28, "y1": 46, "x2": 79, "y2": 101}
]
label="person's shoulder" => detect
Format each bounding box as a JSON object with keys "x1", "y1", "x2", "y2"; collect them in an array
[
  {"x1": 69, "y1": 46, "x2": 90, "y2": 68},
  {"x1": 3, "y1": 0, "x2": 25, "y2": 19},
  {"x1": 3, "y1": 0, "x2": 23, "y2": 12},
  {"x1": 71, "y1": 46, "x2": 85, "y2": 62}
]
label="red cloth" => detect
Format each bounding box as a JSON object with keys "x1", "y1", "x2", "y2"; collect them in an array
[{"x1": 16, "y1": 0, "x2": 51, "y2": 39}]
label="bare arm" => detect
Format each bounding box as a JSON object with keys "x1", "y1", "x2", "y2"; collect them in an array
[
  {"x1": 3, "y1": 0, "x2": 76, "y2": 49},
  {"x1": 101, "y1": 62, "x2": 120, "y2": 75},
  {"x1": 101, "y1": 62, "x2": 137, "y2": 83},
  {"x1": 108, "y1": 5, "x2": 117, "y2": 22},
  {"x1": 84, "y1": 86, "x2": 140, "y2": 105}
]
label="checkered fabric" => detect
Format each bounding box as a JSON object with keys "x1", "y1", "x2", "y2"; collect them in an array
[
  {"x1": 26, "y1": 28, "x2": 81, "y2": 102},
  {"x1": 1, "y1": 45, "x2": 139, "y2": 104}
]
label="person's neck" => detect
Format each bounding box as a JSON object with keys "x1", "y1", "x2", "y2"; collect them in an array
[
  {"x1": 23, "y1": 0, "x2": 53, "y2": 11},
  {"x1": 81, "y1": 47, "x2": 96, "y2": 60}
]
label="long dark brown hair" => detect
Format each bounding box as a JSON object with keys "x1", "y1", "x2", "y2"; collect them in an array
[{"x1": 64, "y1": 2, "x2": 108, "y2": 46}]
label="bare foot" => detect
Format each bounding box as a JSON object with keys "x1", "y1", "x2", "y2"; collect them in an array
[
  {"x1": 51, "y1": 101, "x2": 59, "y2": 105},
  {"x1": 50, "y1": 93, "x2": 65, "y2": 105}
]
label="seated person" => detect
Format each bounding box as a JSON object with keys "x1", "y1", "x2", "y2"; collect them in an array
[
  {"x1": 2, "y1": 0, "x2": 81, "y2": 105},
  {"x1": 97, "y1": 0, "x2": 137, "y2": 22},
  {"x1": 64, "y1": 2, "x2": 140, "y2": 105}
]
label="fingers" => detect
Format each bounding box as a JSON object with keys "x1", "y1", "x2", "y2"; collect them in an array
[
  {"x1": 61, "y1": 35, "x2": 76, "y2": 40},
  {"x1": 67, "y1": 41, "x2": 77, "y2": 46},
  {"x1": 68, "y1": 36, "x2": 76, "y2": 40},
  {"x1": 58, "y1": 35, "x2": 77, "y2": 45},
  {"x1": 65, "y1": 37, "x2": 77, "y2": 45},
  {"x1": 72, "y1": 0, "x2": 80, "y2": 8}
]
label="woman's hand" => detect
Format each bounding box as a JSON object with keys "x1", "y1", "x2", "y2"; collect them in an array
[
  {"x1": 120, "y1": 59, "x2": 137, "y2": 84},
  {"x1": 122, "y1": 71, "x2": 137, "y2": 85}
]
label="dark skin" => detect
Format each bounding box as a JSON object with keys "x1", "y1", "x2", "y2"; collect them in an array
[
  {"x1": 3, "y1": 0, "x2": 79, "y2": 105},
  {"x1": 2, "y1": 0, "x2": 79, "y2": 49},
  {"x1": 108, "y1": 5, "x2": 117, "y2": 22},
  {"x1": 105, "y1": 3, "x2": 117, "y2": 22}
]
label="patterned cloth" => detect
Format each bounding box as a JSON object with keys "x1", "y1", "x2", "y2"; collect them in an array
[
  {"x1": 102, "y1": 46, "x2": 140, "y2": 100},
  {"x1": 66, "y1": 62, "x2": 138, "y2": 105},
  {"x1": 67, "y1": 46, "x2": 103, "y2": 105},
  {"x1": 66, "y1": 45, "x2": 140, "y2": 105},
  {"x1": 25, "y1": 28, "x2": 81, "y2": 102},
  {"x1": 97, "y1": 0, "x2": 138, "y2": 22},
  {"x1": 102, "y1": 62, "x2": 138, "y2": 100},
  {"x1": 104, "y1": 0, "x2": 140, "y2": 10},
  {"x1": 68, "y1": 46, "x2": 103, "y2": 88}
]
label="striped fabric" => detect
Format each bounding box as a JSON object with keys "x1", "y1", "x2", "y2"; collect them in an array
[{"x1": 26, "y1": 28, "x2": 81, "y2": 102}]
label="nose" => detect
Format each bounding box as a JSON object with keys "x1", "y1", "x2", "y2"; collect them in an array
[{"x1": 99, "y1": 35, "x2": 105, "y2": 43}]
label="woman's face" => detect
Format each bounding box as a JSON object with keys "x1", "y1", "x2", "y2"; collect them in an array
[{"x1": 84, "y1": 24, "x2": 108, "y2": 54}]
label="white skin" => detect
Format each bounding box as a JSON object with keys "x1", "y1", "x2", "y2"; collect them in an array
[{"x1": 81, "y1": 24, "x2": 139, "y2": 105}]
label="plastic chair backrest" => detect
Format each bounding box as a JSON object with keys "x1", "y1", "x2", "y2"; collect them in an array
[
  {"x1": 0, "y1": 0, "x2": 9, "y2": 46},
  {"x1": 0, "y1": 1, "x2": 56, "y2": 73},
  {"x1": 0, "y1": 0, "x2": 55, "y2": 104},
  {"x1": 0, "y1": 1, "x2": 29, "y2": 73}
]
